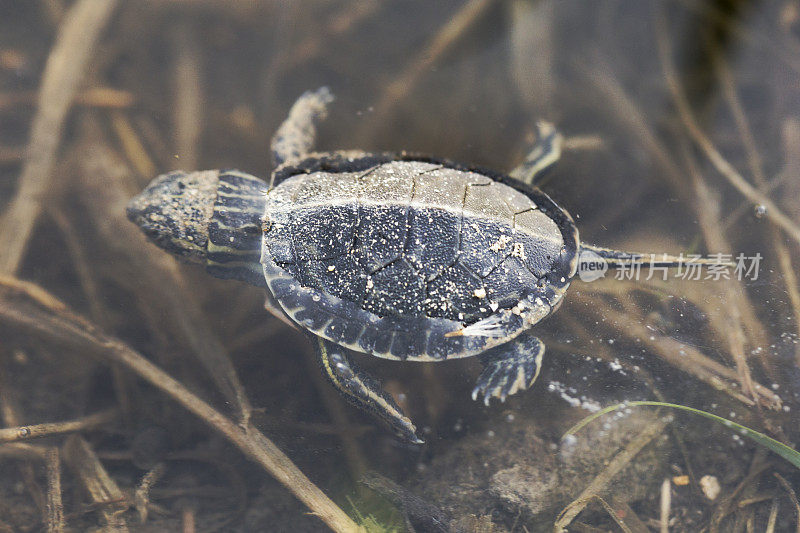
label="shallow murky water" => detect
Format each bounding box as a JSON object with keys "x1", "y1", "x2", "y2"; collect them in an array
[{"x1": 1, "y1": 1, "x2": 799, "y2": 531}]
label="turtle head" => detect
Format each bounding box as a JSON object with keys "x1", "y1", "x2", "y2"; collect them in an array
[
  {"x1": 128, "y1": 169, "x2": 269, "y2": 287},
  {"x1": 126, "y1": 170, "x2": 219, "y2": 263}
]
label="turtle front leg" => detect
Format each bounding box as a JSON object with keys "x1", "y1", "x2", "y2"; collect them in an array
[
  {"x1": 472, "y1": 332, "x2": 545, "y2": 406},
  {"x1": 314, "y1": 337, "x2": 423, "y2": 444},
  {"x1": 509, "y1": 121, "x2": 563, "y2": 187},
  {"x1": 270, "y1": 87, "x2": 335, "y2": 175}
]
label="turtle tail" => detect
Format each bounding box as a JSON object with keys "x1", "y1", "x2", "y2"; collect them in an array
[{"x1": 579, "y1": 243, "x2": 734, "y2": 268}]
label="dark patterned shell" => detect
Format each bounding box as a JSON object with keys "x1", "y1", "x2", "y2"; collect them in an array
[{"x1": 263, "y1": 159, "x2": 576, "y2": 328}]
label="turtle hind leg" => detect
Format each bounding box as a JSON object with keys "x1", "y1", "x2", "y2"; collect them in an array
[
  {"x1": 509, "y1": 121, "x2": 563, "y2": 187},
  {"x1": 472, "y1": 332, "x2": 545, "y2": 406},
  {"x1": 270, "y1": 87, "x2": 335, "y2": 175},
  {"x1": 315, "y1": 337, "x2": 423, "y2": 444}
]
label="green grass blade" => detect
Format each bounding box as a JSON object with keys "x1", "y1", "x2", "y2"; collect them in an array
[{"x1": 562, "y1": 400, "x2": 800, "y2": 470}]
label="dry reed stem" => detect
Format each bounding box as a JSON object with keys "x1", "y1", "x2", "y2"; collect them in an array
[
  {"x1": 0, "y1": 442, "x2": 47, "y2": 460},
  {"x1": 252, "y1": 416, "x2": 370, "y2": 437},
  {"x1": 224, "y1": 319, "x2": 288, "y2": 353},
  {"x1": 172, "y1": 22, "x2": 203, "y2": 170},
  {"x1": 766, "y1": 498, "x2": 780, "y2": 533},
  {"x1": 0, "y1": 276, "x2": 362, "y2": 533},
  {"x1": 654, "y1": 14, "x2": 800, "y2": 249},
  {"x1": 63, "y1": 435, "x2": 129, "y2": 532},
  {"x1": 45, "y1": 447, "x2": 64, "y2": 533},
  {"x1": 75, "y1": 87, "x2": 136, "y2": 108},
  {"x1": 182, "y1": 506, "x2": 196, "y2": 533},
  {"x1": 773, "y1": 472, "x2": 800, "y2": 533},
  {"x1": 711, "y1": 478, "x2": 769, "y2": 531},
  {"x1": 508, "y1": 0, "x2": 554, "y2": 112},
  {"x1": 555, "y1": 312, "x2": 663, "y2": 396},
  {"x1": 679, "y1": 146, "x2": 757, "y2": 402},
  {"x1": 110, "y1": 111, "x2": 157, "y2": 178},
  {"x1": 739, "y1": 449, "x2": 771, "y2": 528},
  {"x1": 673, "y1": 0, "x2": 800, "y2": 75},
  {"x1": 660, "y1": 478, "x2": 671, "y2": 533},
  {"x1": 134, "y1": 463, "x2": 165, "y2": 523},
  {"x1": 131, "y1": 114, "x2": 176, "y2": 175},
  {"x1": 708, "y1": 27, "x2": 797, "y2": 352},
  {"x1": 0, "y1": 0, "x2": 118, "y2": 274},
  {"x1": 583, "y1": 64, "x2": 691, "y2": 202},
  {"x1": 0, "y1": 356, "x2": 47, "y2": 513},
  {"x1": 0, "y1": 87, "x2": 134, "y2": 110},
  {"x1": 737, "y1": 494, "x2": 778, "y2": 508},
  {"x1": 781, "y1": 120, "x2": 800, "y2": 220},
  {"x1": 0, "y1": 409, "x2": 117, "y2": 444},
  {"x1": 303, "y1": 351, "x2": 368, "y2": 479},
  {"x1": 609, "y1": 496, "x2": 650, "y2": 533},
  {"x1": 586, "y1": 270, "x2": 767, "y2": 372},
  {"x1": 74, "y1": 132, "x2": 252, "y2": 426},
  {"x1": 554, "y1": 415, "x2": 670, "y2": 532},
  {"x1": 711, "y1": 41, "x2": 800, "y2": 353},
  {"x1": 779, "y1": 119, "x2": 800, "y2": 364},
  {"x1": 144, "y1": 0, "x2": 279, "y2": 19},
  {"x1": 707, "y1": 450, "x2": 769, "y2": 532},
  {"x1": 571, "y1": 291, "x2": 781, "y2": 409},
  {"x1": 48, "y1": 207, "x2": 109, "y2": 322},
  {"x1": 659, "y1": 8, "x2": 781, "y2": 395},
  {"x1": 354, "y1": 0, "x2": 498, "y2": 145},
  {"x1": 268, "y1": 2, "x2": 379, "y2": 76},
  {"x1": 38, "y1": 0, "x2": 65, "y2": 26},
  {"x1": 592, "y1": 496, "x2": 635, "y2": 533}
]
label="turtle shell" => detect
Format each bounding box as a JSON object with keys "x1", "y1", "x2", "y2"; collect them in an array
[{"x1": 261, "y1": 153, "x2": 579, "y2": 360}]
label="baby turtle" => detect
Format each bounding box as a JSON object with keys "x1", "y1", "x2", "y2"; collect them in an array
[{"x1": 128, "y1": 88, "x2": 709, "y2": 443}]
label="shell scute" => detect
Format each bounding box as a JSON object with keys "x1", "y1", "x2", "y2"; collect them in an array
[
  {"x1": 303, "y1": 254, "x2": 366, "y2": 304},
  {"x1": 293, "y1": 171, "x2": 359, "y2": 205},
  {"x1": 293, "y1": 303, "x2": 329, "y2": 331},
  {"x1": 363, "y1": 259, "x2": 426, "y2": 317},
  {"x1": 411, "y1": 169, "x2": 466, "y2": 206},
  {"x1": 357, "y1": 324, "x2": 385, "y2": 353},
  {"x1": 483, "y1": 256, "x2": 539, "y2": 308},
  {"x1": 512, "y1": 209, "x2": 563, "y2": 278},
  {"x1": 501, "y1": 186, "x2": 538, "y2": 213},
  {"x1": 390, "y1": 328, "x2": 428, "y2": 360},
  {"x1": 264, "y1": 210, "x2": 295, "y2": 263},
  {"x1": 458, "y1": 217, "x2": 515, "y2": 278},
  {"x1": 359, "y1": 161, "x2": 429, "y2": 202},
  {"x1": 291, "y1": 205, "x2": 357, "y2": 260},
  {"x1": 425, "y1": 262, "x2": 487, "y2": 320},
  {"x1": 463, "y1": 182, "x2": 515, "y2": 220},
  {"x1": 405, "y1": 208, "x2": 460, "y2": 279},
  {"x1": 355, "y1": 204, "x2": 408, "y2": 272},
  {"x1": 324, "y1": 315, "x2": 364, "y2": 346}
]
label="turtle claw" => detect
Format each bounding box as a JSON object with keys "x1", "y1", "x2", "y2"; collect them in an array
[
  {"x1": 399, "y1": 423, "x2": 425, "y2": 445},
  {"x1": 472, "y1": 358, "x2": 518, "y2": 406},
  {"x1": 471, "y1": 333, "x2": 545, "y2": 407}
]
